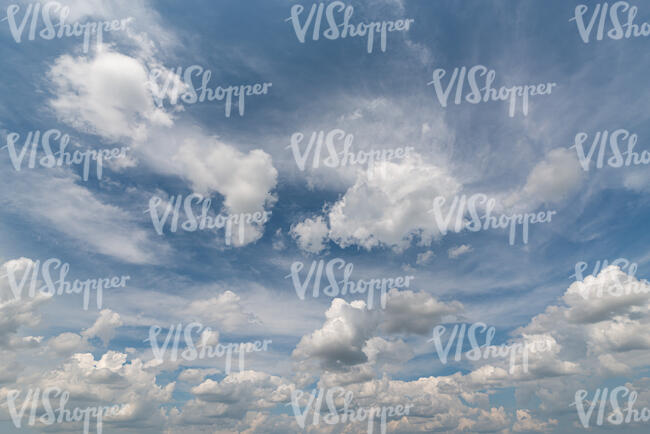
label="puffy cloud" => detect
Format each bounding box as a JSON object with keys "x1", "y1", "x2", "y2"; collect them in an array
[
  {"x1": 82, "y1": 309, "x2": 123, "y2": 346},
  {"x1": 47, "y1": 332, "x2": 87, "y2": 355},
  {"x1": 32, "y1": 351, "x2": 175, "y2": 429},
  {"x1": 476, "y1": 265, "x2": 650, "y2": 418},
  {"x1": 198, "y1": 327, "x2": 220, "y2": 347},
  {"x1": 48, "y1": 48, "x2": 173, "y2": 142},
  {"x1": 2, "y1": 260, "x2": 648, "y2": 432},
  {"x1": 186, "y1": 290, "x2": 260, "y2": 332},
  {"x1": 292, "y1": 290, "x2": 464, "y2": 391},
  {"x1": 382, "y1": 289, "x2": 463, "y2": 335},
  {"x1": 178, "y1": 368, "x2": 220, "y2": 384},
  {"x1": 191, "y1": 371, "x2": 288, "y2": 406},
  {"x1": 512, "y1": 409, "x2": 558, "y2": 432},
  {"x1": 303, "y1": 147, "x2": 583, "y2": 253},
  {"x1": 327, "y1": 154, "x2": 462, "y2": 251},
  {"x1": 174, "y1": 139, "x2": 277, "y2": 214},
  {"x1": 291, "y1": 216, "x2": 329, "y2": 254},
  {"x1": 322, "y1": 374, "x2": 505, "y2": 433},
  {"x1": 362, "y1": 336, "x2": 414, "y2": 371},
  {"x1": 46, "y1": 48, "x2": 278, "y2": 248},
  {"x1": 172, "y1": 138, "x2": 278, "y2": 246},
  {"x1": 293, "y1": 299, "x2": 379, "y2": 370},
  {"x1": 562, "y1": 265, "x2": 650, "y2": 324},
  {"x1": 457, "y1": 406, "x2": 510, "y2": 432},
  {"x1": 175, "y1": 371, "x2": 292, "y2": 426},
  {"x1": 0, "y1": 259, "x2": 50, "y2": 349},
  {"x1": 0, "y1": 259, "x2": 51, "y2": 384}
]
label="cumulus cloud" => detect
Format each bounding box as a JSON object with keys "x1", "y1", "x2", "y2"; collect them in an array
[
  {"x1": 178, "y1": 368, "x2": 221, "y2": 384},
  {"x1": 1, "y1": 261, "x2": 647, "y2": 433},
  {"x1": 512, "y1": 409, "x2": 558, "y2": 432},
  {"x1": 290, "y1": 216, "x2": 329, "y2": 254},
  {"x1": 176, "y1": 371, "x2": 291, "y2": 426},
  {"x1": 46, "y1": 48, "x2": 278, "y2": 248},
  {"x1": 285, "y1": 265, "x2": 650, "y2": 431},
  {"x1": 33, "y1": 351, "x2": 175, "y2": 429},
  {"x1": 382, "y1": 289, "x2": 463, "y2": 335},
  {"x1": 292, "y1": 290, "x2": 462, "y2": 388},
  {"x1": 0, "y1": 259, "x2": 51, "y2": 350},
  {"x1": 186, "y1": 290, "x2": 261, "y2": 332},
  {"x1": 173, "y1": 137, "x2": 278, "y2": 239},
  {"x1": 461, "y1": 265, "x2": 650, "y2": 415},
  {"x1": 293, "y1": 299, "x2": 379, "y2": 370},
  {"x1": 48, "y1": 332, "x2": 87, "y2": 355},
  {"x1": 300, "y1": 148, "x2": 583, "y2": 253},
  {"x1": 48, "y1": 48, "x2": 173, "y2": 141},
  {"x1": 327, "y1": 154, "x2": 462, "y2": 251},
  {"x1": 82, "y1": 309, "x2": 123, "y2": 346}
]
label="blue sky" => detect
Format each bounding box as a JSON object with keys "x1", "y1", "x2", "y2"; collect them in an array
[{"x1": 0, "y1": 0, "x2": 649, "y2": 432}]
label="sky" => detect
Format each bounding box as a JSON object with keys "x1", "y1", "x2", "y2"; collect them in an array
[{"x1": 0, "y1": 0, "x2": 649, "y2": 433}]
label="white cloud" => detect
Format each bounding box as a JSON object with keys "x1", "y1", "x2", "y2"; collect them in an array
[
  {"x1": 0, "y1": 259, "x2": 51, "y2": 350},
  {"x1": 46, "y1": 48, "x2": 278, "y2": 248},
  {"x1": 448, "y1": 244, "x2": 473, "y2": 259},
  {"x1": 48, "y1": 48, "x2": 173, "y2": 142},
  {"x1": 33, "y1": 351, "x2": 175, "y2": 429},
  {"x1": 48, "y1": 332, "x2": 87, "y2": 355},
  {"x1": 173, "y1": 138, "x2": 278, "y2": 216},
  {"x1": 186, "y1": 290, "x2": 261, "y2": 332},
  {"x1": 1, "y1": 171, "x2": 168, "y2": 264},
  {"x1": 293, "y1": 299, "x2": 379, "y2": 370},
  {"x1": 383, "y1": 289, "x2": 463, "y2": 335},
  {"x1": 512, "y1": 409, "x2": 558, "y2": 432},
  {"x1": 506, "y1": 147, "x2": 584, "y2": 210},
  {"x1": 290, "y1": 216, "x2": 329, "y2": 254},
  {"x1": 82, "y1": 309, "x2": 123, "y2": 346},
  {"x1": 176, "y1": 371, "x2": 291, "y2": 425},
  {"x1": 178, "y1": 368, "x2": 220, "y2": 384},
  {"x1": 327, "y1": 154, "x2": 462, "y2": 251}
]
